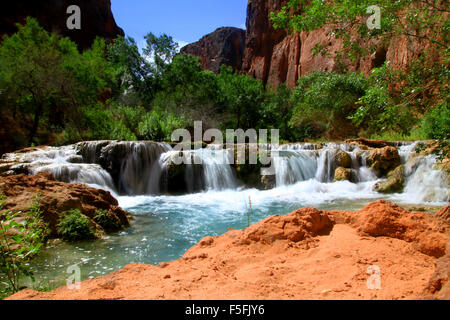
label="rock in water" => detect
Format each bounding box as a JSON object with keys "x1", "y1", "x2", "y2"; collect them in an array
[
  {"x1": 334, "y1": 167, "x2": 356, "y2": 182},
  {"x1": 374, "y1": 165, "x2": 405, "y2": 193},
  {"x1": 368, "y1": 146, "x2": 401, "y2": 177},
  {"x1": 334, "y1": 150, "x2": 352, "y2": 168}
]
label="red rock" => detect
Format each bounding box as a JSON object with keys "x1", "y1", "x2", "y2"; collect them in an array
[
  {"x1": 333, "y1": 201, "x2": 449, "y2": 258},
  {"x1": 0, "y1": 172, "x2": 129, "y2": 237},
  {"x1": 180, "y1": 27, "x2": 245, "y2": 73},
  {"x1": 184, "y1": 0, "x2": 433, "y2": 88},
  {"x1": 0, "y1": 0, "x2": 124, "y2": 50}
]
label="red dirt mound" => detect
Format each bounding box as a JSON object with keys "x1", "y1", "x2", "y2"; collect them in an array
[{"x1": 7, "y1": 200, "x2": 449, "y2": 300}]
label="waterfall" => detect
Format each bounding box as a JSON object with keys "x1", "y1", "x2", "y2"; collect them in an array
[
  {"x1": 270, "y1": 143, "x2": 375, "y2": 185},
  {"x1": 2, "y1": 140, "x2": 447, "y2": 205},
  {"x1": 119, "y1": 142, "x2": 172, "y2": 195},
  {"x1": 401, "y1": 155, "x2": 449, "y2": 203},
  {"x1": 159, "y1": 148, "x2": 238, "y2": 192},
  {"x1": 272, "y1": 150, "x2": 317, "y2": 186},
  {"x1": 201, "y1": 149, "x2": 238, "y2": 190},
  {"x1": 2, "y1": 145, "x2": 117, "y2": 194}
]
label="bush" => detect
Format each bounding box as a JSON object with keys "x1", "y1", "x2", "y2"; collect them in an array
[
  {"x1": 94, "y1": 209, "x2": 120, "y2": 232},
  {"x1": 57, "y1": 209, "x2": 94, "y2": 241},
  {"x1": 421, "y1": 102, "x2": 450, "y2": 140},
  {"x1": 290, "y1": 71, "x2": 367, "y2": 139},
  {"x1": 137, "y1": 110, "x2": 186, "y2": 141},
  {"x1": 0, "y1": 194, "x2": 46, "y2": 297}
]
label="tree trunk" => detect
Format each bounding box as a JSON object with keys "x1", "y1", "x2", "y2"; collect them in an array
[{"x1": 28, "y1": 103, "x2": 43, "y2": 145}]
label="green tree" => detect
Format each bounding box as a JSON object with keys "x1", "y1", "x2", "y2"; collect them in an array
[
  {"x1": 143, "y1": 33, "x2": 178, "y2": 77},
  {"x1": 216, "y1": 66, "x2": 266, "y2": 129},
  {"x1": 289, "y1": 71, "x2": 367, "y2": 139},
  {"x1": 0, "y1": 18, "x2": 114, "y2": 146},
  {"x1": 108, "y1": 33, "x2": 179, "y2": 107},
  {"x1": 0, "y1": 18, "x2": 70, "y2": 144}
]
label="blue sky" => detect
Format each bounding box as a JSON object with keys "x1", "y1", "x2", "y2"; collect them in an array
[{"x1": 111, "y1": 0, "x2": 248, "y2": 49}]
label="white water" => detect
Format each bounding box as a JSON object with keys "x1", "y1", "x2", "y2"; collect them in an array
[
  {"x1": 2, "y1": 141, "x2": 448, "y2": 206},
  {"x1": 160, "y1": 148, "x2": 238, "y2": 191},
  {"x1": 2, "y1": 145, "x2": 117, "y2": 194}
]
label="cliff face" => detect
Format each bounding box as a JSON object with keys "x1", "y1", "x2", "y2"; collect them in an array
[
  {"x1": 184, "y1": 0, "x2": 427, "y2": 88},
  {"x1": 242, "y1": 0, "x2": 427, "y2": 88},
  {"x1": 0, "y1": 0, "x2": 124, "y2": 50},
  {"x1": 181, "y1": 27, "x2": 246, "y2": 73}
]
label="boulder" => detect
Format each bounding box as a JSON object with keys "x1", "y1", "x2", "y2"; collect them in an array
[
  {"x1": 334, "y1": 167, "x2": 356, "y2": 182},
  {"x1": 368, "y1": 146, "x2": 401, "y2": 177},
  {"x1": 0, "y1": 172, "x2": 130, "y2": 238},
  {"x1": 374, "y1": 165, "x2": 405, "y2": 193},
  {"x1": 334, "y1": 150, "x2": 352, "y2": 168}
]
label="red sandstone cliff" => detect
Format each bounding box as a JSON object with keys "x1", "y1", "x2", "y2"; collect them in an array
[
  {"x1": 0, "y1": 0, "x2": 124, "y2": 50},
  {"x1": 180, "y1": 27, "x2": 246, "y2": 73},
  {"x1": 183, "y1": 0, "x2": 431, "y2": 88}
]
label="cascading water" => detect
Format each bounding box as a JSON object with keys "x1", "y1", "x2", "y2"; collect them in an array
[
  {"x1": 2, "y1": 145, "x2": 117, "y2": 193},
  {"x1": 1, "y1": 140, "x2": 447, "y2": 204},
  {"x1": 159, "y1": 148, "x2": 238, "y2": 192},
  {"x1": 272, "y1": 149, "x2": 317, "y2": 186},
  {"x1": 118, "y1": 142, "x2": 172, "y2": 195},
  {"x1": 270, "y1": 143, "x2": 375, "y2": 185},
  {"x1": 400, "y1": 155, "x2": 449, "y2": 204}
]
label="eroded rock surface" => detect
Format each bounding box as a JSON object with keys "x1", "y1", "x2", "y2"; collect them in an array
[
  {"x1": 0, "y1": 0, "x2": 124, "y2": 50},
  {"x1": 180, "y1": 27, "x2": 245, "y2": 73},
  {"x1": 0, "y1": 172, "x2": 129, "y2": 237}
]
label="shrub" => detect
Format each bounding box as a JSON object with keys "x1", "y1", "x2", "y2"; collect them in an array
[
  {"x1": 421, "y1": 102, "x2": 450, "y2": 140},
  {"x1": 57, "y1": 209, "x2": 94, "y2": 241},
  {"x1": 0, "y1": 194, "x2": 46, "y2": 297},
  {"x1": 94, "y1": 209, "x2": 120, "y2": 232},
  {"x1": 290, "y1": 71, "x2": 367, "y2": 139},
  {"x1": 137, "y1": 110, "x2": 187, "y2": 141}
]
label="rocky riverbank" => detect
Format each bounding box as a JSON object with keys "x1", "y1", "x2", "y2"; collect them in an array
[
  {"x1": 0, "y1": 172, "x2": 130, "y2": 238},
  {"x1": 8, "y1": 201, "x2": 449, "y2": 300}
]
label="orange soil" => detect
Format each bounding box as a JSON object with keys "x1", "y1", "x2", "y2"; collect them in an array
[{"x1": 8, "y1": 201, "x2": 450, "y2": 300}]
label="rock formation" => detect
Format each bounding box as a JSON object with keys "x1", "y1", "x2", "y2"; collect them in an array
[
  {"x1": 8, "y1": 201, "x2": 449, "y2": 300},
  {"x1": 0, "y1": 172, "x2": 130, "y2": 237},
  {"x1": 183, "y1": 0, "x2": 430, "y2": 88},
  {"x1": 0, "y1": 0, "x2": 124, "y2": 50},
  {"x1": 180, "y1": 27, "x2": 245, "y2": 73}
]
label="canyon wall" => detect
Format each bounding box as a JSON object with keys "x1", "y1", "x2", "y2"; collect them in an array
[
  {"x1": 183, "y1": 0, "x2": 428, "y2": 88},
  {"x1": 180, "y1": 27, "x2": 246, "y2": 73},
  {"x1": 0, "y1": 0, "x2": 124, "y2": 50}
]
